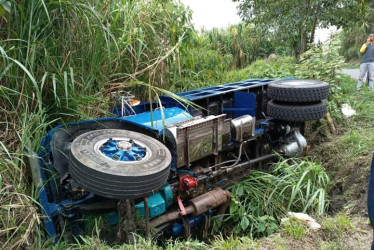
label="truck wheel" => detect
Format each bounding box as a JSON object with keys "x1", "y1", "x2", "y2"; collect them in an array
[
  {"x1": 69, "y1": 129, "x2": 171, "y2": 199},
  {"x1": 267, "y1": 100, "x2": 327, "y2": 121},
  {"x1": 267, "y1": 79, "x2": 329, "y2": 102}
]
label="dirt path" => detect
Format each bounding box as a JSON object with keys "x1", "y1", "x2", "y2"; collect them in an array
[{"x1": 342, "y1": 68, "x2": 360, "y2": 80}]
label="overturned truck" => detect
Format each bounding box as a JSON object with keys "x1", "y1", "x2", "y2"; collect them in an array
[{"x1": 30, "y1": 79, "x2": 329, "y2": 242}]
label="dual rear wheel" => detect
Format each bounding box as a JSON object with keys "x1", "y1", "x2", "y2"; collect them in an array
[{"x1": 266, "y1": 79, "x2": 329, "y2": 121}]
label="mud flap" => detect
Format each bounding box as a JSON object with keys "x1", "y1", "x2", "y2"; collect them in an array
[{"x1": 367, "y1": 152, "x2": 374, "y2": 249}]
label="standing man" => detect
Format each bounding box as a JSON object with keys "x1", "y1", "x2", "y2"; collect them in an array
[{"x1": 357, "y1": 33, "x2": 374, "y2": 91}]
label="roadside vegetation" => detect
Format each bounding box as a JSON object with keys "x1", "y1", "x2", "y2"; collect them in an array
[{"x1": 1, "y1": 0, "x2": 374, "y2": 249}]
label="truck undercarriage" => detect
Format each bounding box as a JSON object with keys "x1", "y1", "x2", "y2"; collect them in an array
[{"x1": 29, "y1": 78, "x2": 329, "y2": 243}]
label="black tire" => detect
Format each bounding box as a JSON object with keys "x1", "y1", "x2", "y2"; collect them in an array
[
  {"x1": 69, "y1": 129, "x2": 171, "y2": 199},
  {"x1": 267, "y1": 100, "x2": 327, "y2": 121},
  {"x1": 267, "y1": 79, "x2": 329, "y2": 102}
]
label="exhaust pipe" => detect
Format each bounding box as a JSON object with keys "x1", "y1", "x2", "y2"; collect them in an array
[{"x1": 150, "y1": 188, "x2": 230, "y2": 228}]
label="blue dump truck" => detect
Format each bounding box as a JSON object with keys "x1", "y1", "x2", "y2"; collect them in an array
[{"x1": 29, "y1": 78, "x2": 329, "y2": 243}]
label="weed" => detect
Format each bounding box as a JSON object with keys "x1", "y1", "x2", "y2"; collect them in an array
[
  {"x1": 321, "y1": 213, "x2": 354, "y2": 239},
  {"x1": 319, "y1": 241, "x2": 348, "y2": 250},
  {"x1": 281, "y1": 218, "x2": 307, "y2": 239},
  {"x1": 272, "y1": 235, "x2": 287, "y2": 250},
  {"x1": 225, "y1": 157, "x2": 329, "y2": 237},
  {"x1": 295, "y1": 36, "x2": 346, "y2": 91},
  {"x1": 210, "y1": 235, "x2": 257, "y2": 250}
]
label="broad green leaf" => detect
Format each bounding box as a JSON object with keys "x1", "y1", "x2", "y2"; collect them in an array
[
  {"x1": 257, "y1": 222, "x2": 266, "y2": 233},
  {"x1": 0, "y1": 1, "x2": 11, "y2": 13},
  {"x1": 240, "y1": 216, "x2": 250, "y2": 231}
]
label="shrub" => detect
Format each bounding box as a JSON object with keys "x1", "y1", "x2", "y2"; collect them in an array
[
  {"x1": 295, "y1": 36, "x2": 346, "y2": 99},
  {"x1": 281, "y1": 217, "x2": 307, "y2": 239},
  {"x1": 224, "y1": 158, "x2": 329, "y2": 237}
]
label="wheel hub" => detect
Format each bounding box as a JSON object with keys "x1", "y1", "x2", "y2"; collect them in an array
[
  {"x1": 117, "y1": 141, "x2": 132, "y2": 151},
  {"x1": 99, "y1": 139, "x2": 147, "y2": 162}
]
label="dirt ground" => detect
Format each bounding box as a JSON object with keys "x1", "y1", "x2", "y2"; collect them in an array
[
  {"x1": 257, "y1": 216, "x2": 372, "y2": 249},
  {"x1": 300, "y1": 121, "x2": 373, "y2": 249}
]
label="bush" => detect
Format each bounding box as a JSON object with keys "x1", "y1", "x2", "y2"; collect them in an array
[
  {"x1": 281, "y1": 217, "x2": 307, "y2": 239},
  {"x1": 295, "y1": 36, "x2": 346, "y2": 98},
  {"x1": 224, "y1": 158, "x2": 329, "y2": 237}
]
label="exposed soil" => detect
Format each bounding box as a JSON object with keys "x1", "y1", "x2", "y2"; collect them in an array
[
  {"x1": 298, "y1": 119, "x2": 373, "y2": 249},
  {"x1": 257, "y1": 217, "x2": 372, "y2": 250},
  {"x1": 309, "y1": 137, "x2": 372, "y2": 215}
]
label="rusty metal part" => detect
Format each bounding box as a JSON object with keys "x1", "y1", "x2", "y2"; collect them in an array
[
  {"x1": 190, "y1": 188, "x2": 230, "y2": 215},
  {"x1": 203, "y1": 214, "x2": 210, "y2": 238},
  {"x1": 116, "y1": 199, "x2": 136, "y2": 244},
  {"x1": 149, "y1": 188, "x2": 230, "y2": 228},
  {"x1": 150, "y1": 206, "x2": 194, "y2": 228},
  {"x1": 217, "y1": 196, "x2": 230, "y2": 215},
  {"x1": 182, "y1": 217, "x2": 191, "y2": 238}
]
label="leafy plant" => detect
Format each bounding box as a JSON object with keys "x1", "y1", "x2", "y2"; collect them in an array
[
  {"x1": 210, "y1": 235, "x2": 257, "y2": 250},
  {"x1": 225, "y1": 158, "x2": 329, "y2": 237},
  {"x1": 295, "y1": 35, "x2": 346, "y2": 99},
  {"x1": 234, "y1": 0, "x2": 371, "y2": 55},
  {"x1": 281, "y1": 217, "x2": 307, "y2": 239},
  {"x1": 321, "y1": 213, "x2": 354, "y2": 239}
]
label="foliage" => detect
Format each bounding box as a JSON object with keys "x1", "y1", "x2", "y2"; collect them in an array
[
  {"x1": 233, "y1": 0, "x2": 371, "y2": 55},
  {"x1": 281, "y1": 217, "x2": 307, "y2": 239},
  {"x1": 247, "y1": 56, "x2": 296, "y2": 78},
  {"x1": 210, "y1": 235, "x2": 257, "y2": 250},
  {"x1": 340, "y1": 27, "x2": 368, "y2": 62},
  {"x1": 295, "y1": 35, "x2": 346, "y2": 99},
  {"x1": 225, "y1": 158, "x2": 329, "y2": 236},
  {"x1": 0, "y1": 0, "x2": 305, "y2": 247},
  {"x1": 0, "y1": 0, "x2": 194, "y2": 248},
  {"x1": 339, "y1": 1, "x2": 374, "y2": 62},
  {"x1": 321, "y1": 213, "x2": 353, "y2": 238},
  {"x1": 202, "y1": 23, "x2": 278, "y2": 67}
]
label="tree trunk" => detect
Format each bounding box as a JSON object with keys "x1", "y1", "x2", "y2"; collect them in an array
[
  {"x1": 301, "y1": 25, "x2": 308, "y2": 54},
  {"x1": 309, "y1": 5, "x2": 321, "y2": 44},
  {"x1": 310, "y1": 17, "x2": 318, "y2": 44},
  {"x1": 300, "y1": 0, "x2": 311, "y2": 54}
]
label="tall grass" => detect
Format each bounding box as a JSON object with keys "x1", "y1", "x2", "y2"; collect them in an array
[
  {"x1": 203, "y1": 23, "x2": 277, "y2": 68},
  {"x1": 0, "y1": 0, "x2": 270, "y2": 247},
  {"x1": 0, "y1": 0, "x2": 196, "y2": 248},
  {"x1": 225, "y1": 158, "x2": 330, "y2": 237}
]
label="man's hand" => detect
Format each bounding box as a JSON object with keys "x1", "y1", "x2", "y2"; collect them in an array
[{"x1": 367, "y1": 38, "x2": 371, "y2": 44}]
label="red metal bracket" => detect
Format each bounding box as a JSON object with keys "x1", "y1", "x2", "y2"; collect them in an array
[
  {"x1": 177, "y1": 196, "x2": 187, "y2": 215},
  {"x1": 180, "y1": 175, "x2": 197, "y2": 191}
]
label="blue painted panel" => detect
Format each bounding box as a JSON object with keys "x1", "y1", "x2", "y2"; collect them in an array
[
  {"x1": 170, "y1": 214, "x2": 206, "y2": 237},
  {"x1": 174, "y1": 79, "x2": 272, "y2": 101},
  {"x1": 100, "y1": 140, "x2": 147, "y2": 161},
  {"x1": 123, "y1": 107, "x2": 192, "y2": 133},
  {"x1": 233, "y1": 92, "x2": 256, "y2": 118},
  {"x1": 161, "y1": 184, "x2": 174, "y2": 208},
  {"x1": 135, "y1": 192, "x2": 166, "y2": 218}
]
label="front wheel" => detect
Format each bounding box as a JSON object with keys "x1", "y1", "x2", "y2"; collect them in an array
[{"x1": 69, "y1": 129, "x2": 172, "y2": 199}]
